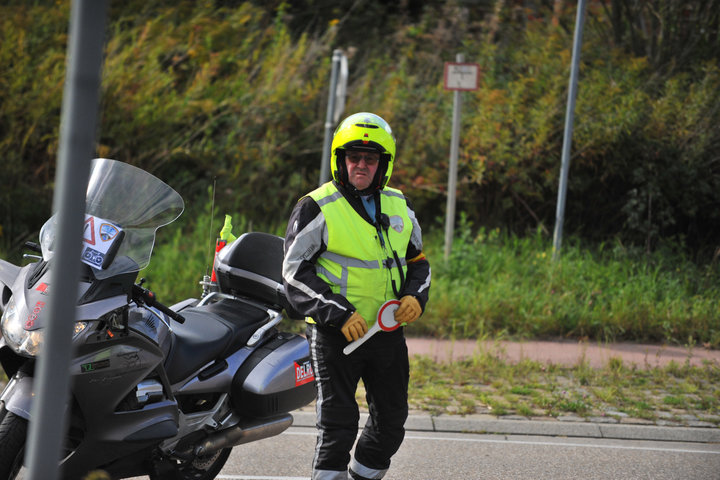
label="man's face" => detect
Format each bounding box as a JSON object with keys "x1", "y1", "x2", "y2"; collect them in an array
[{"x1": 345, "y1": 150, "x2": 380, "y2": 191}]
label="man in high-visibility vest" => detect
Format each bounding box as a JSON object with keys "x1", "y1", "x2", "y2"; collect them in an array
[{"x1": 283, "y1": 112, "x2": 431, "y2": 480}]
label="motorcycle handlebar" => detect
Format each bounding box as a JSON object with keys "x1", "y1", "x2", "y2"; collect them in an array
[
  {"x1": 24, "y1": 241, "x2": 42, "y2": 253},
  {"x1": 132, "y1": 284, "x2": 186, "y2": 324}
]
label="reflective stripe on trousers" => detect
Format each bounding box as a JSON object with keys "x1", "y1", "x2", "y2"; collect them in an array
[
  {"x1": 350, "y1": 458, "x2": 388, "y2": 479},
  {"x1": 314, "y1": 470, "x2": 349, "y2": 480}
]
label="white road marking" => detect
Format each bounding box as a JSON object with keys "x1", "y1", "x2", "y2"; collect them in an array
[
  {"x1": 218, "y1": 477, "x2": 309, "y2": 480},
  {"x1": 282, "y1": 429, "x2": 720, "y2": 455},
  {"x1": 405, "y1": 434, "x2": 720, "y2": 455}
]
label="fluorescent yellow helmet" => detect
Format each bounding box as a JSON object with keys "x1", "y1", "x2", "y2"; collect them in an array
[{"x1": 330, "y1": 112, "x2": 396, "y2": 191}]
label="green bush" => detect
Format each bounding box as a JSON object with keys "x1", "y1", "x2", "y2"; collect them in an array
[{"x1": 2, "y1": 1, "x2": 719, "y2": 257}]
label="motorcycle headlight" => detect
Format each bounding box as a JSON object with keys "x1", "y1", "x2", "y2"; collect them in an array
[
  {"x1": 1, "y1": 297, "x2": 88, "y2": 357},
  {"x1": 1, "y1": 297, "x2": 43, "y2": 357}
]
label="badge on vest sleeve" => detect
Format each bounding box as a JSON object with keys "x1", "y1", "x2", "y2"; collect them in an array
[{"x1": 389, "y1": 215, "x2": 404, "y2": 233}]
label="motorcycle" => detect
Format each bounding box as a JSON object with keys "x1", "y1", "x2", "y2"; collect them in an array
[{"x1": 0, "y1": 158, "x2": 316, "y2": 479}]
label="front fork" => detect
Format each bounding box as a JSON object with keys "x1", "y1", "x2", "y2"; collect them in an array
[
  {"x1": 0, "y1": 337, "x2": 37, "y2": 422},
  {"x1": 0, "y1": 370, "x2": 35, "y2": 421}
]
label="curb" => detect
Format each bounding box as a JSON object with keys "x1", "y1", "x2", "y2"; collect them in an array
[{"x1": 291, "y1": 411, "x2": 720, "y2": 444}]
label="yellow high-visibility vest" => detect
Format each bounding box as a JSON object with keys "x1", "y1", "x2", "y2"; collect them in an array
[{"x1": 308, "y1": 182, "x2": 412, "y2": 327}]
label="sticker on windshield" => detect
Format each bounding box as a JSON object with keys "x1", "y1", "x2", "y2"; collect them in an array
[
  {"x1": 81, "y1": 215, "x2": 123, "y2": 270},
  {"x1": 100, "y1": 223, "x2": 120, "y2": 241}
]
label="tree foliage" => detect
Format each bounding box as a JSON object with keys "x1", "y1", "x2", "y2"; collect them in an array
[{"x1": 0, "y1": 0, "x2": 718, "y2": 260}]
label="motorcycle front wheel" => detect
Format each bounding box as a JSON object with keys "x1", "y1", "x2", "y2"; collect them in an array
[
  {"x1": 149, "y1": 448, "x2": 232, "y2": 480},
  {"x1": 0, "y1": 412, "x2": 27, "y2": 480}
]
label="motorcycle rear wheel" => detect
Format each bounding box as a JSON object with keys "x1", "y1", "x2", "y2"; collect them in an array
[
  {"x1": 149, "y1": 448, "x2": 232, "y2": 480},
  {"x1": 0, "y1": 412, "x2": 28, "y2": 480}
]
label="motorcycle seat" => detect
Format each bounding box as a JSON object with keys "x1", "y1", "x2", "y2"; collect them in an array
[{"x1": 165, "y1": 299, "x2": 270, "y2": 384}]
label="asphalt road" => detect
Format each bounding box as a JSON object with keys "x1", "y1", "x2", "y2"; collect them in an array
[{"x1": 215, "y1": 426, "x2": 720, "y2": 480}]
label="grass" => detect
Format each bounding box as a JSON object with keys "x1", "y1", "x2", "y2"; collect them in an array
[
  {"x1": 415, "y1": 219, "x2": 720, "y2": 347},
  {"x1": 350, "y1": 355, "x2": 720, "y2": 426},
  {"x1": 338, "y1": 344, "x2": 720, "y2": 425},
  {"x1": 388, "y1": 351, "x2": 720, "y2": 425}
]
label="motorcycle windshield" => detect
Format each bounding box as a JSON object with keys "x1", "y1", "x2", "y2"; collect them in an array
[{"x1": 40, "y1": 158, "x2": 184, "y2": 279}]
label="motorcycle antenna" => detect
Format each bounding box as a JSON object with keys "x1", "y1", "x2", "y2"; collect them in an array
[
  {"x1": 199, "y1": 178, "x2": 218, "y2": 297},
  {"x1": 206, "y1": 177, "x2": 217, "y2": 275}
]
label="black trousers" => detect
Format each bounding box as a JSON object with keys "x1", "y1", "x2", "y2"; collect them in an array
[{"x1": 306, "y1": 324, "x2": 409, "y2": 480}]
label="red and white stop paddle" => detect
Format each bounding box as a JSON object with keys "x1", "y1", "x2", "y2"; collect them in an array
[{"x1": 343, "y1": 300, "x2": 402, "y2": 355}]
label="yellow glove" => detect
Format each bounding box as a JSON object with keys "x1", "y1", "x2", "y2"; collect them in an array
[
  {"x1": 341, "y1": 312, "x2": 368, "y2": 342},
  {"x1": 394, "y1": 295, "x2": 421, "y2": 324}
]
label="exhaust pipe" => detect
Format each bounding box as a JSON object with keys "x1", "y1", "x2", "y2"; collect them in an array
[{"x1": 194, "y1": 413, "x2": 293, "y2": 456}]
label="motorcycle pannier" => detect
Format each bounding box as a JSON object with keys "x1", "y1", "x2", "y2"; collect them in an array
[
  {"x1": 214, "y1": 232, "x2": 302, "y2": 319},
  {"x1": 231, "y1": 332, "x2": 316, "y2": 418}
]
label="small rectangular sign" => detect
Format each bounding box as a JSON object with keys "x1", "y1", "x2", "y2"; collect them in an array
[
  {"x1": 444, "y1": 62, "x2": 480, "y2": 91},
  {"x1": 81, "y1": 214, "x2": 123, "y2": 269}
]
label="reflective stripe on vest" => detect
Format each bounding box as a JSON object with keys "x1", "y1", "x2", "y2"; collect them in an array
[{"x1": 308, "y1": 182, "x2": 411, "y2": 327}]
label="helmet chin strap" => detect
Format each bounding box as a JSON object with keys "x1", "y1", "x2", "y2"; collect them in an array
[{"x1": 334, "y1": 149, "x2": 350, "y2": 186}]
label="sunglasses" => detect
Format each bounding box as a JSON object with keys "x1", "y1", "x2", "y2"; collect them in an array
[{"x1": 346, "y1": 151, "x2": 380, "y2": 165}]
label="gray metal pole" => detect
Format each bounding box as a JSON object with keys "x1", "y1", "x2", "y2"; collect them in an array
[
  {"x1": 444, "y1": 53, "x2": 464, "y2": 261},
  {"x1": 25, "y1": 1, "x2": 108, "y2": 479},
  {"x1": 319, "y1": 49, "x2": 342, "y2": 186},
  {"x1": 552, "y1": 0, "x2": 587, "y2": 260}
]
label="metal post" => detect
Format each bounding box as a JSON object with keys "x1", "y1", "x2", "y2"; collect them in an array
[
  {"x1": 444, "y1": 53, "x2": 464, "y2": 261},
  {"x1": 552, "y1": 0, "x2": 587, "y2": 260},
  {"x1": 319, "y1": 49, "x2": 343, "y2": 186},
  {"x1": 25, "y1": 1, "x2": 108, "y2": 479},
  {"x1": 333, "y1": 53, "x2": 348, "y2": 124}
]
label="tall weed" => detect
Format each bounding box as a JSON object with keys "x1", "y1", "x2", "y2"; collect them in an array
[{"x1": 418, "y1": 220, "x2": 720, "y2": 346}]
